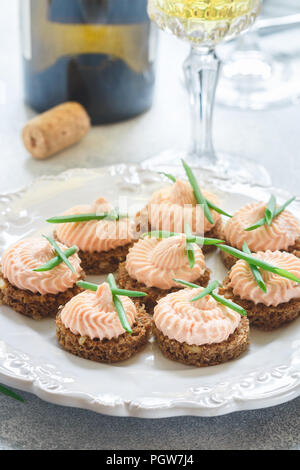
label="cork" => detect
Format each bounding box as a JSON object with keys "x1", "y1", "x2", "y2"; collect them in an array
[{"x1": 22, "y1": 102, "x2": 91, "y2": 159}]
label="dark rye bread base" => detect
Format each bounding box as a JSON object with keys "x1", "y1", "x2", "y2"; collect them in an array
[
  {"x1": 117, "y1": 262, "x2": 210, "y2": 313},
  {"x1": 220, "y1": 237, "x2": 300, "y2": 270},
  {"x1": 0, "y1": 275, "x2": 83, "y2": 320},
  {"x1": 54, "y1": 232, "x2": 133, "y2": 274},
  {"x1": 153, "y1": 317, "x2": 249, "y2": 367},
  {"x1": 76, "y1": 243, "x2": 133, "y2": 275},
  {"x1": 134, "y1": 208, "x2": 223, "y2": 254},
  {"x1": 56, "y1": 305, "x2": 152, "y2": 363},
  {"x1": 219, "y1": 274, "x2": 300, "y2": 330}
]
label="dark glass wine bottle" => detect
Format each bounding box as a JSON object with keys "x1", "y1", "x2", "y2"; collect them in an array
[{"x1": 20, "y1": 0, "x2": 158, "y2": 124}]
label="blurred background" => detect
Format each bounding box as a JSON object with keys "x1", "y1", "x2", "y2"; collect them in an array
[{"x1": 1, "y1": 0, "x2": 300, "y2": 193}]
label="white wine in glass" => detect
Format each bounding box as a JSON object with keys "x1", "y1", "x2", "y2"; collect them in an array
[{"x1": 146, "y1": 0, "x2": 270, "y2": 184}]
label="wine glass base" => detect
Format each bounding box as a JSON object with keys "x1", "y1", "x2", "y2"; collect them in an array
[
  {"x1": 142, "y1": 149, "x2": 271, "y2": 186},
  {"x1": 217, "y1": 46, "x2": 300, "y2": 110}
]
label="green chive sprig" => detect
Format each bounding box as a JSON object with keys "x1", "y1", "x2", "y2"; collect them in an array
[
  {"x1": 190, "y1": 280, "x2": 220, "y2": 301},
  {"x1": 143, "y1": 223, "x2": 224, "y2": 269},
  {"x1": 0, "y1": 384, "x2": 24, "y2": 402},
  {"x1": 143, "y1": 222, "x2": 223, "y2": 269},
  {"x1": 43, "y1": 235, "x2": 75, "y2": 273},
  {"x1": 218, "y1": 244, "x2": 300, "y2": 284},
  {"x1": 210, "y1": 293, "x2": 247, "y2": 317},
  {"x1": 142, "y1": 230, "x2": 224, "y2": 246},
  {"x1": 242, "y1": 242, "x2": 267, "y2": 293},
  {"x1": 245, "y1": 196, "x2": 296, "y2": 231},
  {"x1": 107, "y1": 274, "x2": 133, "y2": 334},
  {"x1": 184, "y1": 222, "x2": 195, "y2": 268},
  {"x1": 77, "y1": 275, "x2": 148, "y2": 335},
  {"x1": 77, "y1": 280, "x2": 146, "y2": 298},
  {"x1": 181, "y1": 160, "x2": 232, "y2": 221},
  {"x1": 182, "y1": 159, "x2": 214, "y2": 224},
  {"x1": 158, "y1": 171, "x2": 177, "y2": 183},
  {"x1": 265, "y1": 195, "x2": 276, "y2": 226},
  {"x1": 173, "y1": 278, "x2": 247, "y2": 316},
  {"x1": 47, "y1": 210, "x2": 127, "y2": 224},
  {"x1": 33, "y1": 246, "x2": 78, "y2": 272}
]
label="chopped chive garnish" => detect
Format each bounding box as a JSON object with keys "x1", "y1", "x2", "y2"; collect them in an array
[
  {"x1": 184, "y1": 222, "x2": 195, "y2": 268},
  {"x1": 111, "y1": 288, "x2": 147, "y2": 298},
  {"x1": 195, "y1": 236, "x2": 224, "y2": 245},
  {"x1": 33, "y1": 246, "x2": 77, "y2": 272},
  {"x1": 158, "y1": 171, "x2": 177, "y2": 183},
  {"x1": 0, "y1": 385, "x2": 24, "y2": 402},
  {"x1": 210, "y1": 293, "x2": 247, "y2": 317},
  {"x1": 265, "y1": 195, "x2": 277, "y2": 226},
  {"x1": 190, "y1": 280, "x2": 220, "y2": 302},
  {"x1": 143, "y1": 231, "x2": 224, "y2": 246},
  {"x1": 47, "y1": 211, "x2": 127, "y2": 224},
  {"x1": 245, "y1": 196, "x2": 296, "y2": 231},
  {"x1": 182, "y1": 159, "x2": 214, "y2": 225},
  {"x1": 173, "y1": 278, "x2": 247, "y2": 316},
  {"x1": 77, "y1": 280, "x2": 146, "y2": 298},
  {"x1": 43, "y1": 235, "x2": 75, "y2": 273},
  {"x1": 219, "y1": 244, "x2": 300, "y2": 284},
  {"x1": 244, "y1": 216, "x2": 266, "y2": 232},
  {"x1": 77, "y1": 276, "x2": 148, "y2": 335},
  {"x1": 186, "y1": 243, "x2": 195, "y2": 269},
  {"x1": 173, "y1": 279, "x2": 201, "y2": 289},
  {"x1": 181, "y1": 159, "x2": 231, "y2": 220},
  {"x1": 142, "y1": 230, "x2": 177, "y2": 239},
  {"x1": 206, "y1": 199, "x2": 232, "y2": 218},
  {"x1": 242, "y1": 242, "x2": 267, "y2": 293},
  {"x1": 107, "y1": 274, "x2": 133, "y2": 335},
  {"x1": 77, "y1": 280, "x2": 98, "y2": 291},
  {"x1": 184, "y1": 222, "x2": 194, "y2": 243}
]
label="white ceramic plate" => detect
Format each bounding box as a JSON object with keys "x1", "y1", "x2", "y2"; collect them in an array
[{"x1": 1, "y1": 164, "x2": 300, "y2": 418}]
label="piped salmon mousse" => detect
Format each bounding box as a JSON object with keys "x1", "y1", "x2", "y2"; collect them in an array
[
  {"x1": 219, "y1": 250, "x2": 300, "y2": 330},
  {"x1": 49, "y1": 197, "x2": 134, "y2": 274},
  {"x1": 56, "y1": 279, "x2": 152, "y2": 363},
  {"x1": 0, "y1": 237, "x2": 83, "y2": 319},
  {"x1": 118, "y1": 234, "x2": 211, "y2": 312},
  {"x1": 221, "y1": 199, "x2": 300, "y2": 269},
  {"x1": 136, "y1": 179, "x2": 223, "y2": 254},
  {"x1": 153, "y1": 286, "x2": 249, "y2": 367}
]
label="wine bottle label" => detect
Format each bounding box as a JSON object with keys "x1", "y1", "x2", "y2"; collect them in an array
[
  {"x1": 20, "y1": 0, "x2": 32, "y2": 60},
  {"x1": 48, "y1": 0, "x2": 149, "y2": 24}
]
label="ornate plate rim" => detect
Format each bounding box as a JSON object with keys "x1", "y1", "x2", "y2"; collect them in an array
[{"x1": 1, "y1": 164, "x2": 300, "y2": 418}]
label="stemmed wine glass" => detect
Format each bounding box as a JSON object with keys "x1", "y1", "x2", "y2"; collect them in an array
[{"x1": 145, "y1": 0, "x2": 270, "y2": 184}]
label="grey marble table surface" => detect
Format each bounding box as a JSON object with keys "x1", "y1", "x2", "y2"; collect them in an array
[{"x1": 0, "y1": 1, "x2": 300, "y2": 450}]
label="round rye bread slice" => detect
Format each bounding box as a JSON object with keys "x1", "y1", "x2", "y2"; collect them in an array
[
  {"x1": 219, "y1": 274, "x2": 300, "y2": 330},
  {"x1": 56, "y1": 305, "x2": 152, "y2": 364},
  {"x1": 0, "y1": 273, "x2": 83, "y2": 320},
  {"x1": 153, "y1": 316, "x2": 249, "y2": 367}
]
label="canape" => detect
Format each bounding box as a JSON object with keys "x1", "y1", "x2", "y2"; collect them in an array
[
  {"x1": 56, "y1": 278, "x2": 152, "y2": 363},
  {"x1": 219, "y1": 250, "x2": 300, "y2": 330},
  {"x1": 50, "y1": 197, "x2": 134, "y2": 274},
  {"x1": 153, "y1": 283, "x2": 249, "y2": 367},
  {"x1": 118, "y1": 234, "x2": 211, "y2": 312},
  {"x1": 221, "y1": 198, "x2": 300, "y2": 269},
  {"x1": 136, "y1": 179, "x2": 223, "y2": 254},
  {"x1": 135, "y1": 160, "x2": 230, "y2": 254},
  {"x1": 0, "y1": 237, "x2": 83, "y2": 320}
]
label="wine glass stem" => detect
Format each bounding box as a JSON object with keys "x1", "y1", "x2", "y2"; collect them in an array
[{"x1": 183, "y1": 46, "x2": 221, "y2": 165}]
